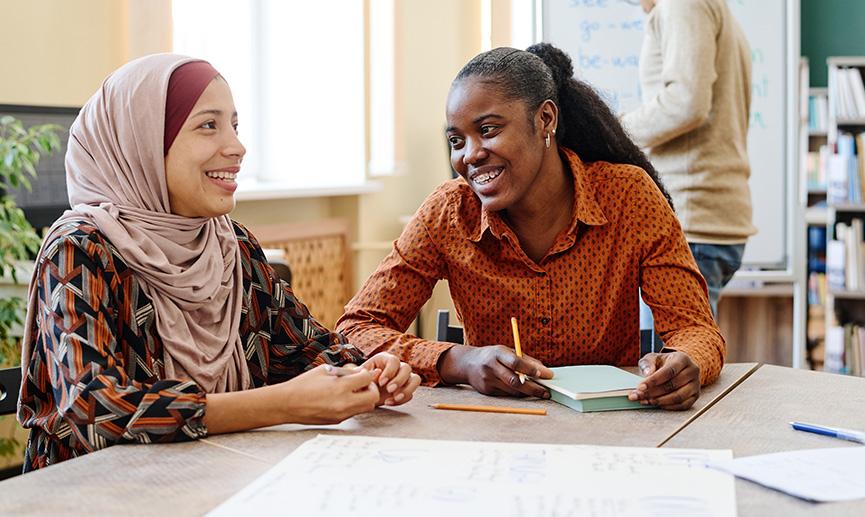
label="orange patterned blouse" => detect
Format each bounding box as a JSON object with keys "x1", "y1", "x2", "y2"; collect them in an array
[{"x1": 337, "y1": 147, "x2": 724, "y2": 386}]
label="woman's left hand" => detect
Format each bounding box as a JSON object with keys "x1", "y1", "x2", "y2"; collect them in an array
[
  {"x1": 628, "y1": 351, "x2": 700, "y2": 411},
  {"x1": 361, "y1": 352, "x2": 421, "y2": 407}
]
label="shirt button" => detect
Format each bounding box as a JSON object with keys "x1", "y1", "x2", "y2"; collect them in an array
[{"x1": 541, "y1": 317, "x2": 550, "y2": 325}]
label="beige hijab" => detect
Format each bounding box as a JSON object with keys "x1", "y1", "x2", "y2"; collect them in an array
[{"x1": 21, "y1": 53, "x2": 251, "y2": 394}]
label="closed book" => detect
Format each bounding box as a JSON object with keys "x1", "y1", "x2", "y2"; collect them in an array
[
  {"x1": 826, "y1": 238, "x2": 846, "y2": 290},
  {"x1": 536, "y1": 365, "x2": 648, "y2": 413},
  {"x1": 825, "y1": 326, "x2": 846, "y2": 374}
]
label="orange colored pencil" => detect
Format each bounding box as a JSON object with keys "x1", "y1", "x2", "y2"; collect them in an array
[
  {"x1": 429, "y1": 403, "x2": 546, "y2": 416},
  {"x1": 510, "y1": 317, "x2": 526, "y2": 384}
]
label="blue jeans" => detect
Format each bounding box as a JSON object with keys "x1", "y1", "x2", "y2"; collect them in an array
[
  {"x1": 688, "y1": 242, "x2": 745, "y2": 318},
  {"x1": 640, "y1": 243, "x2": 745, "y2": 333}
]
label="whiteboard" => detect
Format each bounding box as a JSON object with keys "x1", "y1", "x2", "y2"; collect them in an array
[{"x1": 539, "y1": 0, "x2": 793, "y2": 269}]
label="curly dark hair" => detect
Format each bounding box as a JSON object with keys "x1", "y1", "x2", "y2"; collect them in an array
[{"x1": 453, "y1": 43, "x2": 674, "y2": 210}]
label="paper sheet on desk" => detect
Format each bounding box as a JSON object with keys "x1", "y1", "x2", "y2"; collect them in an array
[
  {"x1": 208, "y1": 435, "x2": 736, "y2": 517},
  {"x1": 709, "y1": 446, "x2": 865, "y2": 502}
]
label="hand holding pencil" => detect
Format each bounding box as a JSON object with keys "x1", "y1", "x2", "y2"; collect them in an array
[{"x1": 436, "y1": 317, "x2": 553, "y2": 397}]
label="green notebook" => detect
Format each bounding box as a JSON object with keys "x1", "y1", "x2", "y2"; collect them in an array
[{"x1": 535, "y1": 365, "x2": 649, "y2": 413}]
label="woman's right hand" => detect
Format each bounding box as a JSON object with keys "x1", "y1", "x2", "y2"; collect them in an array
[
  {"x1": 279, "y1": 364, "x2": 380, "y2": 425},
  {"x1": 438, "y1": 345, "x2": 553, "y2": 398}
]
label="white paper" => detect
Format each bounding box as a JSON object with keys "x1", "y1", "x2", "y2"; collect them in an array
[
  {"x1": 709, "y1": 446, "x2": 865, "y2": 502},
  {"x1": 209, "y1": 435, "x2": 736, "y2": 517}
]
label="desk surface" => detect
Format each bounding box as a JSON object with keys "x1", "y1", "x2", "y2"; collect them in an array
[
  {"x1": 199, "y1": 362, "x2": 758, "y2": 462},
  {"x1": 3, "y1": 362, "x2": 861, "y2": 516},
  {"x1": 664, "y1": 364, "x2": 865, "y2": 516}
]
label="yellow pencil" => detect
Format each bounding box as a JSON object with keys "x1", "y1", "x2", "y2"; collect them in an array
[
  {"x1": 429, "y1": 403, "x2": 546, "y2": 416},
  {"x1": 510, "y1": 316, "x2": 526, "y2": 384}
]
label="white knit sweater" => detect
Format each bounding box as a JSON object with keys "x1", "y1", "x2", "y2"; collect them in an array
[{"x1": 621, "y1": 0, "x2": 756, "y2": 244}]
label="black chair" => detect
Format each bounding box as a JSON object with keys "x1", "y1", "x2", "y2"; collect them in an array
[
  {"x1": 436, "y1": 310, "x2": 464, "y2": 344},
  {"x1": 0, "y1": 366, "x2": 22, "y2": 416},
  {"x1": 640, "y1": 328, "x2": 665, "y2": 357},
  {"x1": 268, "y1": 259, "x2": 293, "y2": 286},
  {"x1": 437, "y1": 309, "x2": 663, "y2": 357}
]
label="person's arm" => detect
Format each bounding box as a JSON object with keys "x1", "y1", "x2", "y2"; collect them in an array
[
  {"x1": 34, "y1": 232, "x2": 385, "y2": 443},
  {"x1": 621, "y1": 0, "x2": 719, "y2": 148},
  {"x1": 32, "y1": 234, "x2": 209, "y2": 449},
  {"x1": 336, "y1": 209, "x2": 455, "y2": 385},
  {"x1": 336, "y1": 191, "x2": 553, "y2": 396},
  {"x1": 628, "y1": 171, "x2": 725, "y2": 408},
  {"x1": 235, "y1": 226, "x2": 420, "y2": 406},
  {"x1": 204, "y1": 365, "x2": 380, "y2": 433}
]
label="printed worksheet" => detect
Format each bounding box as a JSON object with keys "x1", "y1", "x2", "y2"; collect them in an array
[
  {"x1": 710, "y1": 446, "x2": 865, "y2": 502},
  {"x1": 209, "y1": 435, "x2": 735, "y2": 517}
]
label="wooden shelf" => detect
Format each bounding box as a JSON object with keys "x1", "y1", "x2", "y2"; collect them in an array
[
  {"x1": 836, "y1": 118, "x2": 865, "y2": 126},
  {"x1": 808, "y1": 131, "x2": 827, "y2": 137},
  {"x1": 828, "y1": 289, "x2": 865, "y2": 300},
  {"x1": 830, "y1": 203, "x2": 865, "y2": 212},
  {"x1": 805, "y1": 206, "x2": 828, "y2": 225},
  {"x1": 723, "y1": 284, "x2": 795, "y2": 297}
]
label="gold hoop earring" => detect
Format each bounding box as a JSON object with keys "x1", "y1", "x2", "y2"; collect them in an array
[{"x1": 545, "y1": 132, "x2": 551, "y2": 149}]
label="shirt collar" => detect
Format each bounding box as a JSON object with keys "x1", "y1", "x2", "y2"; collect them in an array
[{"x1": 468, "y1": 147, "x2": 608, "y2": 243}]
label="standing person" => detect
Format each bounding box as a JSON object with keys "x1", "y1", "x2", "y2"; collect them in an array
[
  {"x1": 18, "y1": 54, "x2": 420, "y2": 471},
  {"x1": 621, "y1": 0, "x2": 756, "y2": 317},
  {"x1": 337, "y1": 44, "x2": 725, "y2": 411}
]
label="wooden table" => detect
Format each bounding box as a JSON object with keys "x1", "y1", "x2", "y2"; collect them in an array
[
  {"x1": 199, "y1": 362, "x2": 758, "y2": 462},
  {"x1": 12, "y1": 362, "x2": 863, "y2": 517},
  {"x1": 664, "y1": 364, "x2": 865, "y2": 516}
]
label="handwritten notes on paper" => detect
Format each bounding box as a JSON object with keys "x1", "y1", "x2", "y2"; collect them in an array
[
  {"x1": 710, "y1": 446, "x2": 865, "y2": 502},
  {"x1": 208, "y1": 435, "x2": 735, "y2": 517}
]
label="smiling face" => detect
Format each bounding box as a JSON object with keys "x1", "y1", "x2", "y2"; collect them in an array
[
  {"x1": 446, "y1": 77, "x2": 555, "y2": 213},
  {"x1": 165, "y1": 77, "x2": 245, "y2": 218}
]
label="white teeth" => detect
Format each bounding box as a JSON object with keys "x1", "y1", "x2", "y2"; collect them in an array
[
  {"x1": 205, "y1": 171, "x2": 237, "y2": 181},
  {"x1": 474, "y1": 167, "x2": 502, "y2": 185}
]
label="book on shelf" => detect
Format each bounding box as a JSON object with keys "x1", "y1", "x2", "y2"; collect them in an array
[
  {"x1": 807, "y1": 271, "x2": 827, "y2": 307},
  {"x1": 824, "y1": 323, "x2": 865, "y2": 377},
  {"x1": 808, "y1": 91, "x2": 828, "y2": 133},
  {"x1": 826, "y1": 132, "x2": 865, "y2": 204},
  {"x1": 829, "y1": 219, "x2": 865, "y2": 291},
  {"x1": 831, "y1": 66, "x2": 865, "y2": 121},
  {"x1": 805, "y1": 146, "x2": 829, "y2": 191},
  {"x1": 826, "y1": 237, "x2": 846, "y2": 290}
]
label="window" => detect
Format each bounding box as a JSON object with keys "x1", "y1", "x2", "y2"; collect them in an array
[{"x1": 173, "y1": 0, "x2": 367, "y2": 192}]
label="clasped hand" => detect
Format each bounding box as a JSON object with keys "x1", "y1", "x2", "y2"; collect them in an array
[{"x1": 359, "y1": 352, "x2": 422, "y2": 407}]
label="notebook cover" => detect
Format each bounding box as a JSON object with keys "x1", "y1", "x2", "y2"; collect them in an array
[{"x1": 538, "y1": 365, "x2": 649, "y2": 412}]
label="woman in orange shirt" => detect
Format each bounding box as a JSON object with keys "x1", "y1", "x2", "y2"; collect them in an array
[{"x1": 337, "y1": 44, "x2": 724, "y2": 410}]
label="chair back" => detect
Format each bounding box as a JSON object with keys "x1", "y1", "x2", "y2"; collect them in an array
[
  {"x1": 640, "y1": 328, "x2": 664, "y2": 357},
  {"x1": 0, "y1": 367, "x2": 22, "y2": 416},
  {"x1": 435, "y1": 310, "x2": 464, "y2": 344}
]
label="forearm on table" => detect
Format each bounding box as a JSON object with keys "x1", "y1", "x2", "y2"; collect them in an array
[{"x1": 203, "y1": 384, "x2": 287, "y2": 435}]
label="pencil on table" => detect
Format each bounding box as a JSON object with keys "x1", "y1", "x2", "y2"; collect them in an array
[
  {"x1": 510, "y1": 316, "x2": 526, "y2": 384},
  {"x1": 429, "y1": 403, "x2": 546, "y2": 416}
]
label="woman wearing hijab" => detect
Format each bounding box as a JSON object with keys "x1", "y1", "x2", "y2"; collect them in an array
[{"x1": 17, "y1": 54, "x2": 420, "y2": 471}]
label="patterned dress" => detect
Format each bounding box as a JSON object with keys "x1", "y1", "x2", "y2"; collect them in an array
[{"x1": 18, "y1": 220, "x2": 364, "y2": 471}]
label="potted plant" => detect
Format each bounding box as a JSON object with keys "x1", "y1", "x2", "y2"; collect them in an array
[{"x1": 0, "y1": 115, "x2": 61, "y2": 469}]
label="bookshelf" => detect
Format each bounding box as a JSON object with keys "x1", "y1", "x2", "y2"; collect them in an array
[
  {"x1": 803, "y1": 59, "x2": 829, "y2": 371},
  {"x1": 817, "y1": 57, "x2": 865, "y2": 376}
]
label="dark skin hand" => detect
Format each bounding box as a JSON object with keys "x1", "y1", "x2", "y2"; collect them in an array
[
  {"x1": 629, "y1": 351, "x2": 701, "y2": 411},
  {"x1": 438, "y1": 344, "x2": 554, "y2": 398}
]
